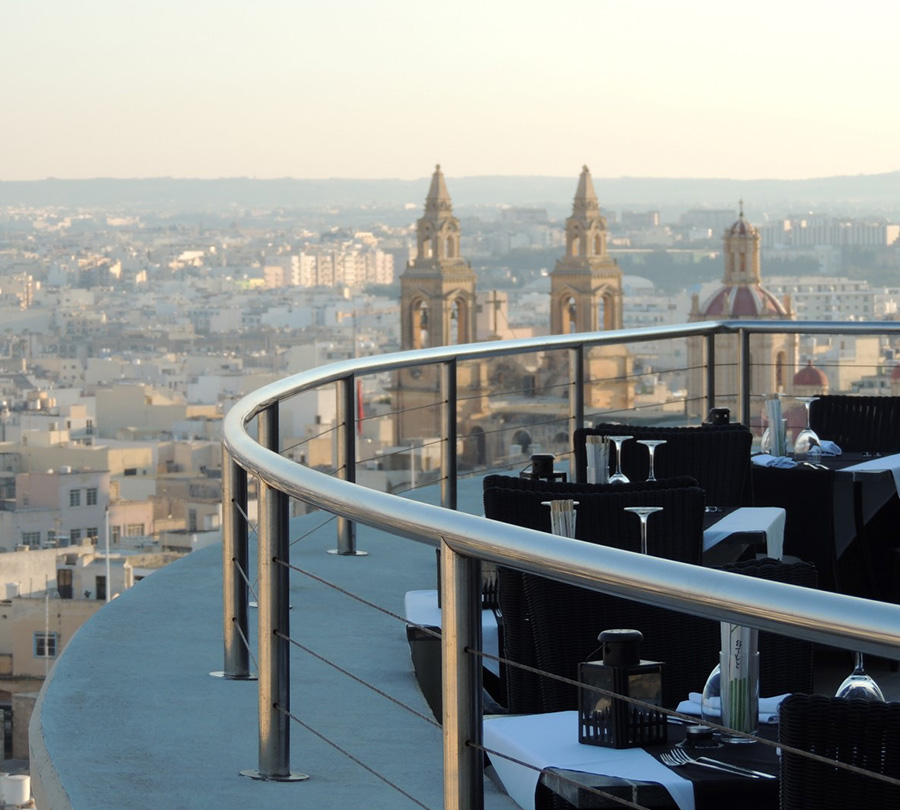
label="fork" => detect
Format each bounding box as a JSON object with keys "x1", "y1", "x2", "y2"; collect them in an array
[{"x1": 659, "y1": 748, "x2": 763, "y2": 778}]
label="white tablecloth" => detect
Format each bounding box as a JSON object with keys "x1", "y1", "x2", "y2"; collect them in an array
[
  {"x1": 842, "y1": 452, "x2": 900, "y2": 493},
  {"x1": 483, "y1": 710, "x2": 695, "y2": 810},
  {"x1": 404, "y1": 589, "x2": 500, "y2": 676},
  {"x1": 702, "y1": 507, "x2": 785, "y2": 560}
]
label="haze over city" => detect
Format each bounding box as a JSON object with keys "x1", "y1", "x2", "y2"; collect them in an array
[{"x1": 4, "y1": 0, "x2": 899, "y2": 182}]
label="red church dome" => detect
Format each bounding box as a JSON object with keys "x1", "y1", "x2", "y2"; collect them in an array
[
  {"x1": 699, "y1": 284, "x2": 788, "y2": 318},
  {"x1": 793, "y1": 359, "x2": 828, "y2": 387}
]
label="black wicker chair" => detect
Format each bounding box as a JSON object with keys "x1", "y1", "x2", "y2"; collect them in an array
[
  {"x1": 809, "y1": 395, "x2": 900, "y2": 454},
  {"x1": 573, "y1": 423, "x2": 753, "y2": 506},
  {"x1": 779, "y1": 694, "x2": 900, "y2": 810},
  {"x1": 522, "y1": 557, "x2": 816, "y2": 713},
  {"x1": 483, "y1": 484, "x2": 705, "y2": 714},
  {"x1": 751, "y1": 464, "x2": 841, "y2": 592}
]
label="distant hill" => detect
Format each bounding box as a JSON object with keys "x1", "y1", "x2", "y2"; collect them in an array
[{"x1": 1, "y1": 172, "x2": 898, "y2": 212}]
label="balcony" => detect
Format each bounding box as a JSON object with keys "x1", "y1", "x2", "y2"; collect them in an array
[{"x1": 30, "y1": 320, "x2": 900, "y2": 810}]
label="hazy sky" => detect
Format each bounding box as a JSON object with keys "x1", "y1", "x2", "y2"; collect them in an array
[{"x1": 3, "y1": 1, "x2": 898, "y2": 182}]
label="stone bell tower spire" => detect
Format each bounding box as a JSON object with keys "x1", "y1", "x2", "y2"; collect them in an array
[
  {"x1": 547, "y1": 166, "x2": 631, "y2": 411},
  {"x1": 401, "y1": 164, "x2": 476, "y2": 350},
  {"x1": 550, "y1": 165, "x2": 622, "y2": 335}
]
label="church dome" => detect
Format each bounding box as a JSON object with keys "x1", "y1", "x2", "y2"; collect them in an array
[
  {"x1": 794, "y1": 359, "x2": 828, "y2": 387},
  {"x1": 727, "y1": 214, "x2": 758, "y2": 237},
  {"x1": 699, "y1": 284, "x2": 788, "y2": 318}
]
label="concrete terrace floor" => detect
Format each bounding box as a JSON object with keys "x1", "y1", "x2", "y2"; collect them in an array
[
  {"x1": 30, "y1": 473, "x2": 518, "y2": 810},
  {"x1": 29, "y1": 472, "x2": 900, "y2": 809}
]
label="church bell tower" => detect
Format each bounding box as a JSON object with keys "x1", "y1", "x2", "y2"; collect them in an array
[
  {"x1": 549, "y1": 166, "x2": 632, "y2": 412},
  {"x1": 395, "y1": 165, "x2": 486, "y2": 443}
]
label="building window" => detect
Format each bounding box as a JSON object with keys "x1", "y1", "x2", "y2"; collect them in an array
[
  {"x1": 34, "y1": 632, "x2": 58, "y2": 658},
  {"x1": 111, "y1": 526, "x2": 121, "y2": 544},
  {"x1": 123, "y1": 468, "x2": 137, "y2": 476},
  {"x1": 86, "y1": 488, "x2": 98, "y2": 506},
  {"x1": 22, "y1": 532, "x2": 41, "y2": 548},
  {"x1": 86, "y1": 527, "x2": 99, "y2": 542},
  {"x1": 86, "y1": 419, "x2": 94, "y2": 436},
  {"x1": 69, "y1": 529, "x2": 81, "y2": 543},
  {"x1": 57, "y1": 569, "x2": 73, "y2": 599},
  {"x1": 69, "y1": 489, "x2": 81, "y2": 507},
  {"x1": 95, "y1": 576, "x2": 106, "y2": 601},
  {"x1": 124, "y1": 523, "x2": 145, "y2": 537}
]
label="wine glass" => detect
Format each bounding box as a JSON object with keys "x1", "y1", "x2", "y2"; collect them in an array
[
  {"x1": 637, "y1": 439, "x2": 666, "y2": 481},
  {"x1": 793, "y1": 396, "x2": 821, "y2": 456},
  {"x1": 835, "y1": 652, "x2": 885, "y2": 701},
  {"x1": 624, "y1": 506, "x2": 664, "y2": 554},
  {"x1": 608, "y1": 436, "x2": 632, "y2": 483}
]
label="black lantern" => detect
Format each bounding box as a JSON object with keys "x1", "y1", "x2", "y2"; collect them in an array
[
  {"x1": 704, "y1": 407, "x2": 731, "y2": 425},
  {"x1": 520, "y1": 452, "x2": 567, "y2": 484},
  {"x1": 578, "y1": 629, "x2": 665, "y2": 749}
]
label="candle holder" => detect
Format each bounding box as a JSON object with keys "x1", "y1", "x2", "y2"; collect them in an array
[{"x1": 578, "y1": 629, "x2": 665, "y2": 749}]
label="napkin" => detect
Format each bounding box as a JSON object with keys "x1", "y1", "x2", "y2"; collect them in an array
[
  {"x1": 818, "y1": 440, "x2": 841, "y2": 456},
  {"x1": 751, "y1": 454, "x2": 797, "y2": 468},
  {"x1": 676, "y1": 692, "x2": 789, "y2": 724}
]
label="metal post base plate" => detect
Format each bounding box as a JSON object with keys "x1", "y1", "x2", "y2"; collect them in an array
[
  {"x1": 209, "y1": 671, "x2": 258, "y2": 681},
  {"x1": 327, "y1": 549, "x2": 369, "y2": 556},
  {"x1": 240, "y1": 769, "x2": 309, "y2": 782}
]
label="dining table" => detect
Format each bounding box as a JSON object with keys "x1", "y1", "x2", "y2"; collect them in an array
[
  {"x1": 483, "y1": 710, "x2": 780, "y2": 810},
  {"x1": 752, "y1": 450, "x2": 900, "y2": 599}
]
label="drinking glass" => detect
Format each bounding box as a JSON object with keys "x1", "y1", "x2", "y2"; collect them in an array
[
  {"x1": 637, "y1": 439, "x2": 666, "y2": 481},
  {"x1": 624, "y1": 505, "x2": 664, "y2": 554},
  {"x1": 609, "y1": 436, "x2": 632, "y2": 483},
  {"x1": 835, "y1": 652, "x2": 885, "y2": 701},
  {"x1": 793, "y1": 396, "x2": 821, "y2": 456}
]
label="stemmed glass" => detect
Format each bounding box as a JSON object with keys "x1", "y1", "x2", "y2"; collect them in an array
[
  {"x1": 624, "y1": 506, "x2": 664, "y2": 554},
  {"x1": 609, "y1": 436, "x2": 633, "y2": 484},
  {"x1": 794, "y1": 396, "x2": 821, "y2": 456},
  {"x1": 835, "y1": 652, "x2": 885, "y2": 701},
  {"x1": 637, "y1": 439, "x2": 666, "y2": 481}
]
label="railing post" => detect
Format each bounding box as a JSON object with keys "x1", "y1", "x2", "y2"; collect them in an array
[
  {"x1": 213, "y1": 451, "x2": 255, "y2": 680},
  {"x1": 441, "y1": 359, "x2": 458, "y2": 511},
  {"x1": 242, "y1": 403, "x2": 307, "y2": 782},
  {"x1": 333, "y1": 375, "x2": 366, "y2": 555},
  {"x1": 570, "y1": 346, "x2": 585, "y2": 482},
  {"x1": 738, "y1": 328, "x2": 751, "y2": 426},
  {"x1": 705, "y1": 332, "x2": 716, "y2": 417},
  {"x1": 441, "y1": 538, "x2": 484, "y2": 810}
]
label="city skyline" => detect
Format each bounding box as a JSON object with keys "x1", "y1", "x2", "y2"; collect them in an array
[{"x1": 4, "y1": 1, "x2": 899, "y2": 183}]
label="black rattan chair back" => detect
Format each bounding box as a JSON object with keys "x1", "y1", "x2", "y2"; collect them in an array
[
  {"x1": 751, "y1": 464, "x2": 840, "y2": 592},
  {"x1": 573, "y1": 424, "x2": 753, "y2": 506},
  {"x1": 780, "y1": 694, "x2": 900, "y2": 810},
  {"x1": 809, "y1": 395, "x2": 900, "y2": 454}
]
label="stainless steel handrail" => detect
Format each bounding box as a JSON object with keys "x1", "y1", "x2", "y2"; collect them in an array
[{"x1": 221, "y1": 318, "x2": 900, "y2": 807}]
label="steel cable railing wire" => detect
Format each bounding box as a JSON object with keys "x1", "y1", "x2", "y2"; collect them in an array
[
  {"x1": 273, "y1": 556, "x2": 763, "y2": 810},
  {"x1": 468, "y1": 740, "x2": 648, "y2": 810},
  {"x1": 277, "y1": 705, "x2": 436, "y2": 810},
  {"x1": 467, "y1": 647, "x2": 900, "y2": 792},
  {"x1": 277, "y1": 543, "x2": 900, "y2": 796},
  {"x1": 276, "y1": 629, "x2": 440, "y2": 728},
  {"x1": 232, "y1": 617, "x2": 259, "y2": 672},
  {"x1": 280, "y1": 423, "x2": 339, "y2": 457},
  {"x1": 354, "y1": 435, "x2": 444, "y2": 469}
]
